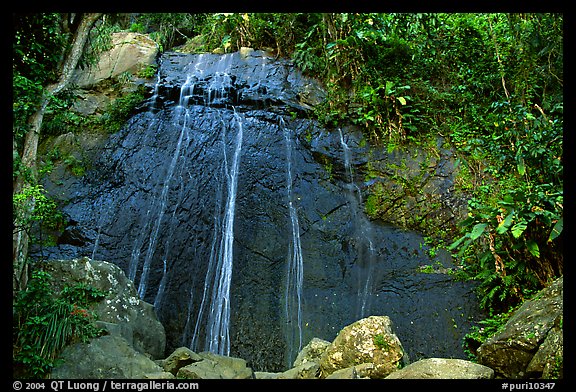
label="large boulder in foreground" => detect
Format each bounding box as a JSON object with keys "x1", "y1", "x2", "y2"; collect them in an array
[
  {"x1": 385, "y1": 358, "x2": 494, "y2": 379},
  {"x1": 50, "y1": 335, "x2": 166, "y2": 379},
  {"x1": 319, "y1": 315, "x2": 407, "y2": 378},
  {"x1": 40, "y1": 257, "x2": 166, "y2": 359},
  {"x1": 176, "y1": 352, "x2": 254, "y2": 379},
  {"x1": 476, "y1": 276, "x2": 563, "y2": 379},
  {"x1": 292, "y1": 337, "x2": 331, "y2": 367}
]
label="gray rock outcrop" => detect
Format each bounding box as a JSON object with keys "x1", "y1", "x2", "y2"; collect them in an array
[
  {"x1": 175, "y1": 352, "x2": 254, "y2": 379},
  {"x1": 71, "y1": 32, "x2": 158, "y2": 88},
  {"x1": 476, "y1": 276, "x2": 563, "y2": 379},
  {"x1": 385, "y1": 358, "x2": 494, "y2": 379},
  {"x1": 51, "y1": 335, "x2": 165, "y2": 379}
]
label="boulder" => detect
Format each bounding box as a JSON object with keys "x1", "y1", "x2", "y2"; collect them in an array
[
  {"x1": 176, "y1": 352, "x2": 254, "y2": 379},
  {"x1": 254, "y1": 371, "x2": 280, "y2": 379},
  {"x1": 325, "y1": 363, "x2": 374, "y2": 379},
  {"x1": 162, "y1": 347, "x2": 204, "y2": 376},
  {"x1": 50, "y1": 335, "x2": 163, "y2": 379},
  {"x1": 71, "y1": 32, "x2": 158, "y2": 88},
  {"x1": 319, "y1": 315, "x2": 407, "y2": 378},
  {"x1": 476, "y1": 276, "x2": 563, "y2": 378},
  {"x1": 143, "y1": 372, "x2": 175, "y2": 379},
  {"x1": 277, "y1": 361, "x2": 320, "y2": 379},
  {"x1": 385, "y1": 358, "x2": 494, "y2": 379},
  {"x1": 526, "y1": 320, "x2": 563, "y2": 379},
  {"x1": 292, "y1": 338, "x2": 331, "y2": 367},
  {"x1": 41, "y1": 257, "x2": 166, "y2": 359}
]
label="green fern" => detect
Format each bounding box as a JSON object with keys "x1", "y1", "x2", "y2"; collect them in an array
[{"x1": 13, "y1": 270, "x2": 106, "y2": 378}]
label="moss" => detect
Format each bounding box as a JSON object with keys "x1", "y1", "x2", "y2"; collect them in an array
[{"x1": 373, "y1": 334, "x2": 390, "y2": 350}]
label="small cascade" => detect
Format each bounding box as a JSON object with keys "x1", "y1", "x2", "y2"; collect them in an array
[
  {"x1": 192, "y1": 111, "x2": 243, "y2": 356},
  {"x1": 148, "y1": 72, "x2": 161, "y2": 111},
  {"x1": 281, "y1": 117, "x2": 305, "y2": 367},
  {"x1": 154, "y1": 173, "x2": 186, "y2": 309},
  {"x1": 339, "y1": 128, "x2": 377, "y2": 319},
  {"x1": 137, "y1": 110, "x2": 190, "y2": 299},
  {"x1": 127, "y1": 70, "x2": 192, "y2": 300},
  {"x1": 186, "y1": 54, "x2": 245, "y2": 355}
]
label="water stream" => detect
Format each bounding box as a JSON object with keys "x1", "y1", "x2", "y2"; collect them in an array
[
  {"x1": 281, "y1": 117, "x2": 304, "y2": 367},
  {"x1": 339, "y1": 128, "x2": 377, "y2": 319},
  {"x1": 189, "y1": 54, "x2": 245, "y2": 356}
]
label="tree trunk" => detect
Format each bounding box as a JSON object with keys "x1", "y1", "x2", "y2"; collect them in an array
[{"x1": 12, "y1": 12, "x2": 102, "y2": 296}]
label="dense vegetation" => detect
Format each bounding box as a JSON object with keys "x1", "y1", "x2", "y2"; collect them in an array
[
  {"x1": 128, "y1": 12, "x2": 565, "y2": 313},
  {"x1": 13, "y1": 269, "x2": 106, "y2": 378},
  {"x1": 13, "y1": 13, "x2": 562, "y2": 373}
]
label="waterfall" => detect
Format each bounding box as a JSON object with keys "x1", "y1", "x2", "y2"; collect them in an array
[
  {"x1": 339, "y1": 128, "x2": 376, "y2": 319},
  {"x1": 127, "y1": 70, "x2": 191, "y2": 299},
  {"x1": 137, "y1": 109, "x2": 190, "y2": 299},
  {"x1": 154, "y1": 173, "x2": 185, "y2": 309},
  {"x1": 191, "y1": 111, "x2": 243, "y2": 356},
  {"x1": 281, "y1": 118, "x2": 304, "y2": 367}
]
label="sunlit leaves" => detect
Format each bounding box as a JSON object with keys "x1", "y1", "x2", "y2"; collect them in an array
[
  {"x1": 511, "y1": 220, "x2": 528, "y2": 239},
  {"x1": 548, "y1": 218, "x2": 563, "y2": 242},
  {"x1": 496, "y1": 210, "x2": 515, "y2": 234},
  {"x1": 526, "y1": 240, "x2": 540, "y2": 258},
  {"x1": 470, "y1": 223, "x2": 488, "y2": 240}
]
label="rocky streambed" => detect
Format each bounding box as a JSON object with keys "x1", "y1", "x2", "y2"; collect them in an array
[{"x1": 41, "y1": 258, "x2": 562, "y2": 380}]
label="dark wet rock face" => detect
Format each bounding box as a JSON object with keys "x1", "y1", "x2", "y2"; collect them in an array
[{"x1": 36, "y1": 50, "x2": 482, "y2": 372}]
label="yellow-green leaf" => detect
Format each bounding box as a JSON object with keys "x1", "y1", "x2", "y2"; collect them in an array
[
  {"x1": 526, "y1": 240, "x2": 540, "y2": 258},
  {"x1": 511, "y1": 220, "x2": 527, "y2": 238},
  {"x1": 548, "y1": 218, "x2": 563, "y2": 242},
  {"x1": 517, "y1": 158, "x2": 526, "y2": 176},
  {"x1": 470, "y1": 223, "x2": 488, "y2": 240},
  {"x1": 496, "y1": 210, "x2": 515, "y2": 234},
  {"x1": 397, "y1": 96, "x2": 407, "y2": 105}
]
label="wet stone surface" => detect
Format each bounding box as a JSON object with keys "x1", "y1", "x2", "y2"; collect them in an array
[{"x1": 35, "y1": 50, "x2": 483, "y2": 372}]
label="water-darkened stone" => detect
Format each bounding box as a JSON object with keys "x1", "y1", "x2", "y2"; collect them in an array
[{"x1": 35, "y1": 49, "x2": 483, "y2": 372}]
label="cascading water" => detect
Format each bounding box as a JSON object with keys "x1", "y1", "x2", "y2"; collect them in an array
[
  {"x1": 37, "y1": 49, "x2": 484, "y2": 371},
  {"x1": 281, "y1": 117, "x2": 304, "y2": 367},
  {"x1": 187, "y1": 54, "x2": 244, "y2": 356},
  {"x1": 339, "y1": 128, "x2": 377, "y2": 319},
  {"x1": 154, "y1": 173, "x2": 185, "y2": 309},
  {"x1": 135, "y1": 81, "x2": 192, "y2": 299},
  {"x1": 125, "y1": 70, "x2": 191, "y2": 298},
  {"x1": 191, "y1": 112, "x2": 243, "y2": 356}
]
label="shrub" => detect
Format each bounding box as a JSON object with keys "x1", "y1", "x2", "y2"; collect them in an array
[{"x1": 13, "y1": 270, "x2": 106, "y2": 378}]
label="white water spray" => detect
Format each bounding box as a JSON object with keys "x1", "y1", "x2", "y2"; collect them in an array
[
  {"x1": 339, "y1": 128, "x2": 377, "y2": 318},
  {"x1": 282, "y1": 118, "x2": 304, "y2": 366},
  {"x1": 189, "y1": 106, "x2": 243, "y2": 356}
]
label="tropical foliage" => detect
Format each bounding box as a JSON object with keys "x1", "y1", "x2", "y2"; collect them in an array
[
  {"x1": 13, "y1": 12, "x2": 562, "y2": 330},
  {"x1": 13, "y1": 270, "x2": 106, "y2": 378}
]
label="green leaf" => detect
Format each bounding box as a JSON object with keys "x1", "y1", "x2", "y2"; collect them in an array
[
  {"x1": 385, "y1": 81, "x2": 394, "y2": 95},
  {"x1": 548, "y1": 218, "x2": 563, "y2": 242},
  {"x1": 470, "y1": 223, "x2": 488, "y2": 240},
  {"x1": 511, "y1": 220, "x2": 527, "y2": 239},
  {"x1": 448, "y1": 233, "x2": 469, "y2": 251},
  {"x1": 458, "y1": 216, "x2": 476, "y2": 228},
  {"x1": 526, "y1": 240, "x2": 540, "y2": 258},
  {"x1": 496, "y1": 210, "x2": 514, "y2": 234},
  {"x1": 397, "y1": 96, "x2": 407, "y2": 105},
  {"x1": 517, "y1": 158, "x2": 526, "y2": 176}
]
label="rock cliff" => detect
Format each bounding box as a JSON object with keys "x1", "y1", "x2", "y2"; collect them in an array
[{"x1": 35, "y1": 34, "x2": 483, "y2": 370}]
